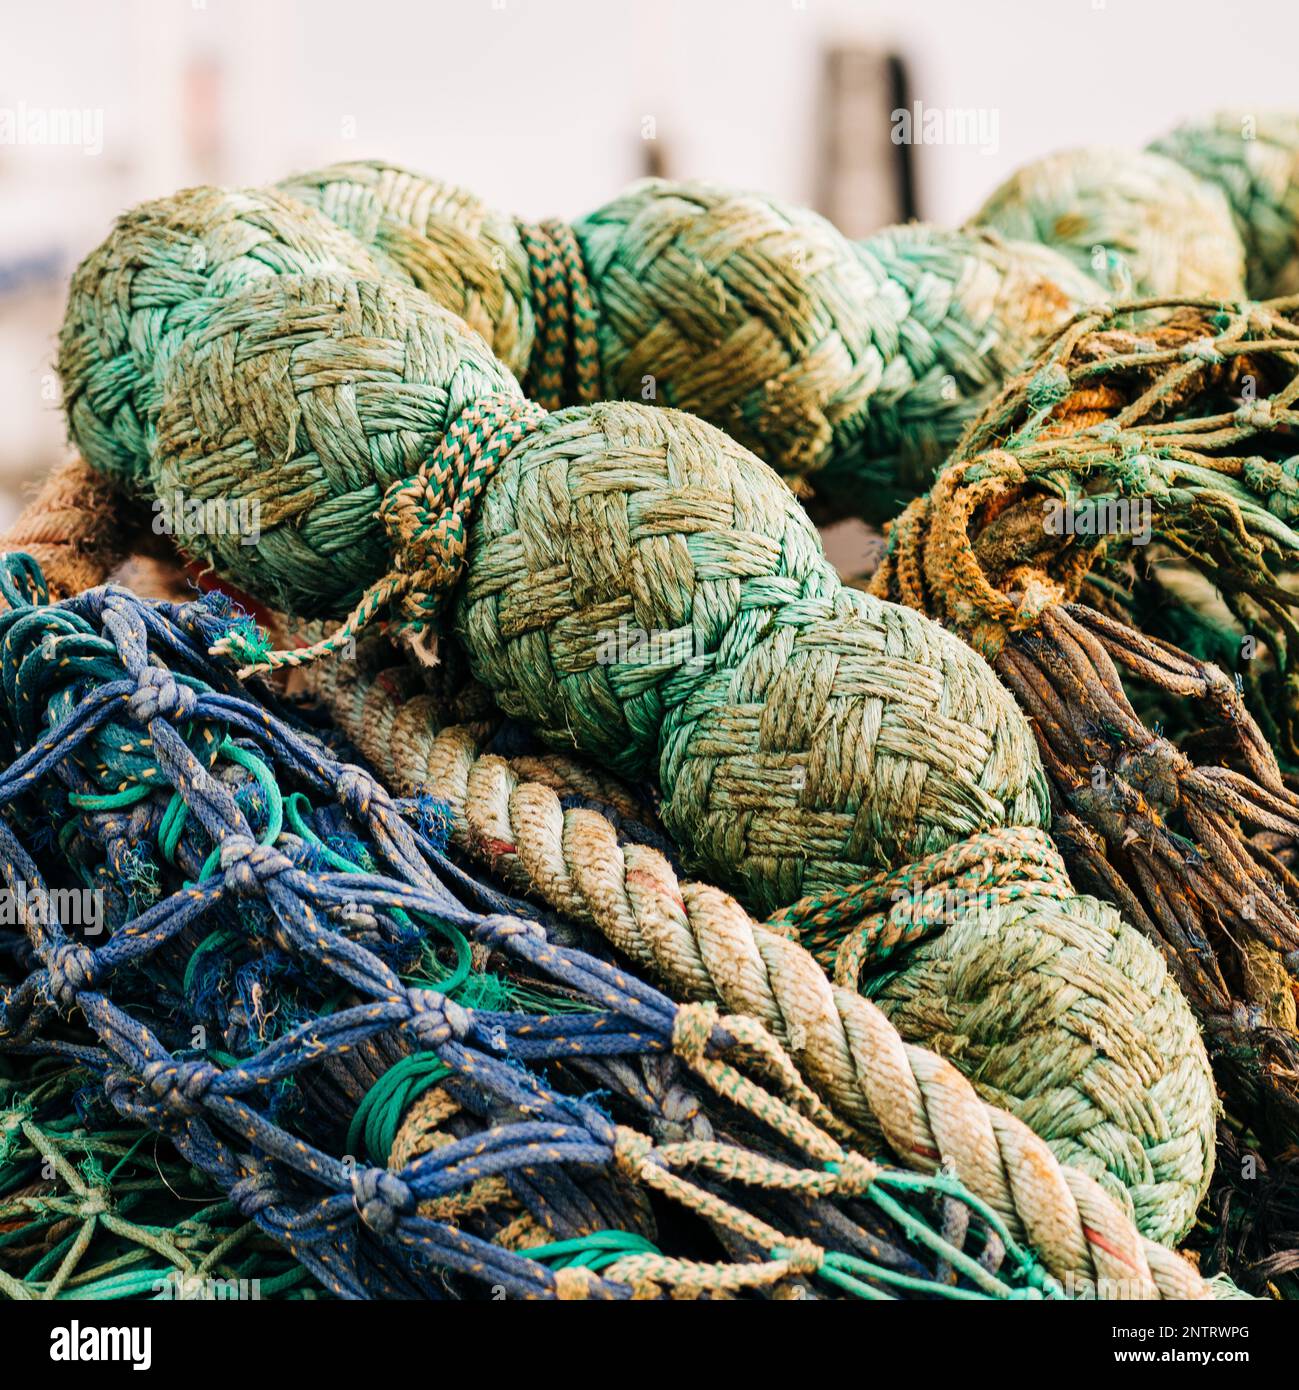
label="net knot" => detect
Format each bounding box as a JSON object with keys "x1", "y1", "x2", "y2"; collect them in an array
[
  {"x1": 351, "y1": 1166, "x2": 413, "y2": 1235},
  {"x1": 46, "y1": 941, "x2": 97, "y2": 1009},
  {"x1": 671, "y1": 1000, "x2": 719, "y2": 1064},
  {"x1": 473, "y1": 914, "x2": 547, "y2": 949},
  {"x1": 335, "y1": 766, "x2": 391, "y2": 820},
  {"x1": 829, "y1": 1152, "x2": 880, "y2": 1197},
  {"x1": 220, "y1": 836, "x2": 294, "y2": 896},
  {"x1": 612, "y1": 1125, "x2": 655, "y2": 1179},
  {"x1": 229, "y1": 1169, "x2": 282, "y2": 1219},
  {"x1": 403, "y1": 987, "x2": 469, "y2": 1048},
  {"x1": 141, "y1": 1058, "x2": 218, "y2": 1116},
  {"x1": 129, "y1": 665, "x2": 199, "y2": 724}
]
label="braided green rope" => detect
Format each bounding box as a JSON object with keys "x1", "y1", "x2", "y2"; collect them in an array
[
  {"x1": 969, "y1": 147, "x2": 1246, "y2": 299},
  {"x1": 301, "y1": 641, "x2": 1218, "y2": 1250},
  {"x1": 276, "y1": 163, "x2": 1094, "y2": 517},
  {"x1": 54, "y1": 193, "x2": 1218, "y2": 1251},
  {"x1": 58, "y1": 166, "x2": 1098, "y2": 525},
  {"x1": 1151, "y1": 112, "x2": 1299, "y2": 297}
]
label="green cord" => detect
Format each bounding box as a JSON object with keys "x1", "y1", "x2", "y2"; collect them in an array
[
  {"x1": 287, "y1": 791, "x2": 473, "y2": 995},
  {"x1": 68, "y1": 783, "x2": 153, "y2": 811},
  {"x1": 521, "y1": 1229, "x2": 661, "y2": 1273},
  {"x1": 345, "y1": 1054, "x2": 455, "y2": 1166}
]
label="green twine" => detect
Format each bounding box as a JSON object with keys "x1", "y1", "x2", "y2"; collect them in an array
[{"x1": 345, "y1": 1053, "x2": 454, "y2": 1166}]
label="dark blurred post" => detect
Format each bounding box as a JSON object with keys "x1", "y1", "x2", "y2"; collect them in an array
[{"x1": 816, "y1": 44, "x2": 915, "y2": 237}]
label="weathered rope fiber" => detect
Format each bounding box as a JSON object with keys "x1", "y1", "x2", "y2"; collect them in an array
[
  {"x1": 58, "y1": 169, "x2": 1095, "y2": 525},
  {"x1": 0, "y1": 504, "x2": 1220, "y2": 1285},
  {"x1": 58, "y1": 229, "x2": 1054, "y2": 909},
  {"x1": 0, "y1": 459, "x2": 135, "y2": 600},
  {"x1": 872, "y1": 294, "x2": 1299, "y2": 1149},
  {"x1": 0, "y1": 558, "x2": 1070, "y2": 1302},
  {"x1": 45, "y1": 191, "x2": 1225, "y2": 1236},
  {"x1": 1151, "y1": 112, "x2": 1299, "y2": 298},
  {"x1": 969, "y1": 147, "x2": 1246, "y2": 300},
  {"x1": 295, "y1": 641, "x2": 1217, "y2": 1286},
  {"x1": 0, "y1": 1060, "x2": 325, "y2": 1300}
]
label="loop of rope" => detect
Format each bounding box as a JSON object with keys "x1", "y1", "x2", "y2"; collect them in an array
[
  {"x1": 764, "y1": 825, "x2": 1075, "y2": 990},
  {"x1": 212, "y1": 393, "x2": 546, "y2": 678}
]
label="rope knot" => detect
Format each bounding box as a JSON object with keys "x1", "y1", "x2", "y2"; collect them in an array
[
  {"x1": 670, "y1": 1000, "x2": 719, "y2": 1064},
  {"x1": 1115, "y1": 737, "x2": 1191, "y2": 814},
  {"x1": 375, "y1": 394, "x2": 547, "y2": 657},
  {"x1": 212, "y1": 393, "x2": 546, "y2": 678},
  {"x1": 473, "y1": 914, "x2": 547, "y2": 949},
  {"x1": 1235, "y1": 397, "x2": 1274, "y2": 428},
  {"x1": 553, "y1": 1265, "x2": 597, "y2": 1300},
  {"x1": 335, "y1": 766, "x2": 390, "y2": 819},
  {"x1": 403, "y1": 987, "x2": 469, "y2": 1047},
  {"x1": 351, "y1": 1166, "x2": 413, "y2": 1235},
  {"x1": 220, "y1": 836, "x2": 293, "y2": 896},
  {"x1": 773, "y1": 1237, "x2": 824, "y2": 1276},
  {"x1": 612, "y1": 1125, "x2": 655, "y2": 1179},
  {"x1": 1244, "y1": 453, "x2": 1299, "y2": 522},
  {"x1": 46, "y1": 941, "x2": 97, "y2": 1009},
  {"x1": 140, "y1": 1058, "x2": 218, "y2": 1116},
  {"x1": 229, "y1": 1169, "x2": 281, "y2": 1218},
  {"x1": 1025, "y1": 362, "x2": 1072, "y2": 412},
  {"x1": 128, "y1": 665, "x2": 198, "y2": 724},
  {"x1": 829, "y1": 1152, "x2": 879, "y2": 1197},
  {"x1": 77, "y1": 1188, "x2": 110, "y2": 1218},
  {"x1": 515, "y1": 217, "x2": 603, "y2": 411}
]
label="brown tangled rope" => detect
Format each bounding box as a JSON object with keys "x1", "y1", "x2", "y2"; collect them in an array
[{"x1": 870, "y1": 294, "x2": 1299, "y2": 1150}]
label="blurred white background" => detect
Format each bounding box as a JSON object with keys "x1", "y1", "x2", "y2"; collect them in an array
[{"x1": 3, "y1": 0, "x2": 1298, "y2": 523}]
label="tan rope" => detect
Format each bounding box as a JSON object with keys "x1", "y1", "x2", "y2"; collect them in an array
[
  {"x1": 0, "y1": 458, "x2": 134, "y2": 602},
  {"x1": 300, "y1": 652, "x2": 1211, "y2": 1301}
]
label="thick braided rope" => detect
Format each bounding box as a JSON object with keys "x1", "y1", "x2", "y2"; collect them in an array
[
  {"x1": 212, "y1": 393, "x2": 549, "y2": 675},
  {"x1": 969, "y1": 147, "x2": 1246, "y2": 299},
  {"x1": 58, "y1": 165, "x2": 1095, "y2": 525},
  {"x1": 279, "y1": 159, "x2": 537, "y2": 377},
  {"x1": 51, "y1": 220, "x2": 1216, "y2": 1242},
  {"x1": 298, "y1": 650, "x2": 1212, "y2": 1298},
  {"x1": 867, "y1": 301, "x2": 1299, "y2": 1147},
  {"x1": 824, "y1": 225, "x2": 1105, "y2": 519},
  {"x1": 1151, "y1": 112, "x2": 1299, "y2": 297},
  {"x1": 58, "y1": 186, "x2": 385, "y2": 494}
]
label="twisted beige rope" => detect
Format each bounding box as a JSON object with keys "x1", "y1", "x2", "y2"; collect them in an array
[{"x1": 302, "y1": 648, "x2": 1212, "y2": 1301}]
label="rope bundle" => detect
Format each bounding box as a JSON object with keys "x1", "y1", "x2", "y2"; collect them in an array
[
  {"x1": 300, "y1": 636, "x2": 1216, "y2": 1256},
  {"x1": 57, "y1": 167, "x2": 1095, "y2": 526},
  {"x1": 0, "y1": 558, "x2": 1082, "y2": 1302},
  {"x1": 872, "y1": 294, "x2": 1299, "y2": 1148},
  {"x1": 37, "y1": 185, "x2": 1228, "y2": 1248},
  {"x1": 0, "y1": 1061, "x2": 324, "y2": 1300},
  {"x1": 969, "y1": 147, "x2": 1246, "y2": 299}
]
